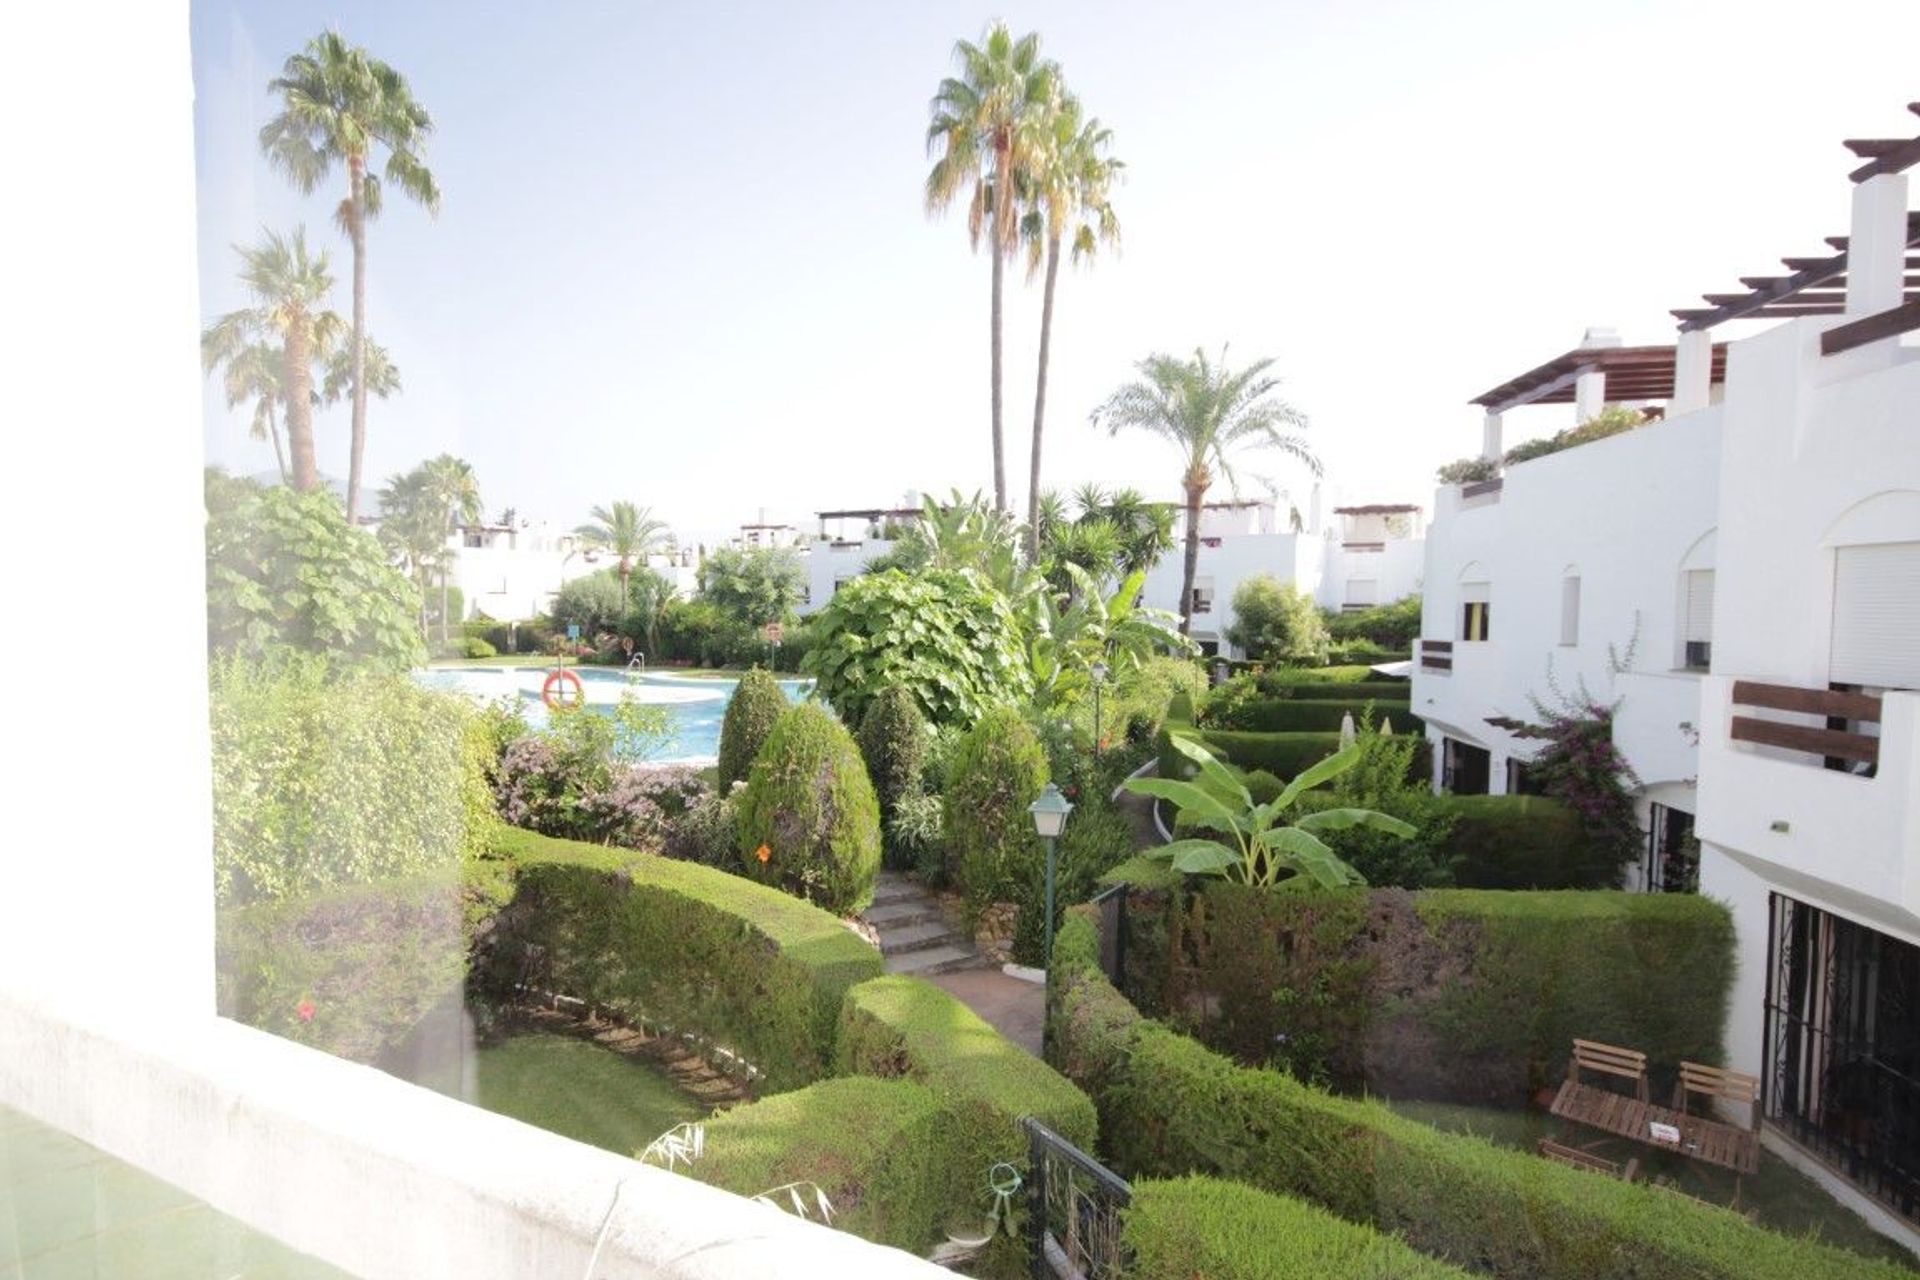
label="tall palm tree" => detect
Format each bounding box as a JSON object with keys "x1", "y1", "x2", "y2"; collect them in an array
[
  {"x1": 202, "y1": 338, "x2": 290, "y2": 483},
  {"x1": 421, "y1": 454, "x2": 481, "y2": 644},
  {"x1": 575, "y1": 501, "x2": 669, "y2": 610},
  {"x1": 323, "y1": 336, "x2": 400, "y2": 406},
  {"x1": 262, "y1": 30, "x2": 441, "y2": 524},
  {"x1": 377, "y1": 469, "x2": 441, "y2": 636},
  {"x1": 1092, "y1": 348, "x2": 1319, "y2": 637},
  {"x1": 202, "y1": 229, "x2": 345, "y2": 493},
  {"x1": 926, "y1": 22, "x2": 1057, "y2": 515},
  {"x1": 1022, "y1": 93, "x2": 1121, "y2": 557}
]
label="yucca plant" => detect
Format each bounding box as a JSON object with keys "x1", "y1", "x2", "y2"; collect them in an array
[{"x1": 1125, "y1": 736, "x2": 1412, "y2": 889}]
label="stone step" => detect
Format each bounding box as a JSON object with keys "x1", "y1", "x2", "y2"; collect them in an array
[
  {"x1": 865, "y1": 900, "x2": 946, "y2": 928},
  {"x1": 870, "y1": 881, "x2": 921, "y2": 907},
  {"x1": 877, "y1": 920, "x2": 966, "y2": 956},
  {"x1": 884, "y1": 944, "x2": 984, "y2": 976}
]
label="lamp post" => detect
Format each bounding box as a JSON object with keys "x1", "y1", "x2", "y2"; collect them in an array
[
  {"x1": 1090, "y1": 660, "x2": 1110, "y2": 760},
  {"x1": 1029, "y1": 784, "x2": 1074, "y2": 980}
]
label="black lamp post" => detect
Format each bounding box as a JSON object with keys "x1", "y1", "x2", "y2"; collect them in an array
[
  {"x1": 1029, "y1": 783, "x2": 1074, "y2": 978},
  {"x1": 1091, "y1": 660, "x2": 1110, "y2": 759}
]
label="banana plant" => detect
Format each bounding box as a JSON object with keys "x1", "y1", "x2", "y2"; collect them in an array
[{"x1": 1125, "y1": 735, "x2": 1414, "y2": 889}]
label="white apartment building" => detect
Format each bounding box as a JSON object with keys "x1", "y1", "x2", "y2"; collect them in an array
[
  {"x1": 447, "y1": 519, "x2": 697, "y2": 622},
  {"x1": 1416, "y1": 115, "x2": 1920, "y2": 1247}
]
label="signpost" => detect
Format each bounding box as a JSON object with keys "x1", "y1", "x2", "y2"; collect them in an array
[{"x1": 764, "y1": 621, "x2": 783, "y2": 669}]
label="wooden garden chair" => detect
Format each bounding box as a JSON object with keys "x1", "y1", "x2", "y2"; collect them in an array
[{"x1": 1671, "y1": 1061, "x2": 1762, "y2": 1176}]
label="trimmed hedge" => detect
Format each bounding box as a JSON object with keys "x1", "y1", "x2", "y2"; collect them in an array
[
  {"x1": 735, "y1": 703, "x2": 882, "y2": 916},
  {"x1": 1212, "y1": 697, "x2": 1417, "y2": 733},
  {"x1": 479, "y1": 827, "x2": 882, "y2": 1090},
  {"x1": 1258, "y1": 680, "x2": 1411, "y2": 701},
  {"x1": 695, "y1": 1077, "x2": 952, "y2": 1251},
  {"x1": 1125, "y1": 1176, "x2": 1471, "y2": 1279},
  {"x1": 1187, "y1": 729, "x2": 1343, "y2": 779},
  {"x1": 1049, "y1": 915, "x2": 1909, "y2": 1280},
  {"x1": 1440, "y1": 794, "x2": 1623, "y2": 889},
  {"x1": 716, "y1": 667, "x2": 789, "y2": 789},
  {"x1": 1104, "y1": 880, "x2": 1734, "y2": 1101},
  {"x1": 945, "y1": 706, "x2": 1049, "y2": 913}
]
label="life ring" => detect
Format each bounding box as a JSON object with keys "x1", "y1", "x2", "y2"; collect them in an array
[{"x1": 542, "y1": 668, "x2": 586, "y2": 710}]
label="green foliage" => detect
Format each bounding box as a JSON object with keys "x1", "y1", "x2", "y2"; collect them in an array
[
  {"x1": 1208, "y1": 697, "x2": 1415, "y2": 733},
  {"x1": 1022, "y1": 565, "x2": 1196, "y2": 717},
  {"x1": 1506, "y1": 406, "x2": 1648, "y2": 466},
  {"x1": 1124, "y1": 1176, "x2": 1472, "y2": 1280},
  {"x1": 210, "y1": 654, "x2": 495, "y2": 906},
  {"x1": 1181, "y1": 729, "x2": 1343, "y2": 779},
  {"x1": 665, "y1": 790, "x2": 739, "y2": 866},
  {"x1": 460, "y1": 636, "x2": 497, "y2": 659},
  {"x1": 480, "y1": 827, "x2": 883, "y2": 1090},
  {"x1": 216, "y1": 873, "x2": 469, "y2": 1065},
  {"x1": 1435, "y1": 456, "x2": 1498, "y2": 485},
  {"x1": 1296, "y1": 723, "x2": 1455, "y2": 888},
  {"x1": 1324, "y1": 596, "x2": 1421, "y2": 649},
  {"x1": 493, "y1": 698, "x2": 673, "y2": 839},
  {"x1": 1255, "y1": 664, "x2": 1385, "y2": 686},
  {"x1": 1258, "y1": 678, "x2": 1412, "y2": 700},
  {"x1": 656, "y1": 597, "x2": 762, "y2": 667},
  {"x1": 1107, "y1": 655, "x2": 1208, "y2": 744},
  {"x1": 801, "y1": 569, "x2": 1033, "y2": 728},
  {"x1": 735, "y1": 704, "x2": 882, "y2": 916},
  {"x1": 206, "y1": 485, "x2": 425, "y2": 671},
  {"x1": 1011, "y1": 796, "x2": 1138, "y2": 965},
  {"x1": 1225, "y1": 575, "x2": 1329, "y2": 665},
  {"x1": 1129, "y1": 736, "x2": 1405, "y2": 888},
  {"x1": 1517, "y1": 701, "x2": 1643, "y2": 883},
  {"x1": 1439, "y1": 794, "x2": 1626, "y2": 889},
  {"x1": 837, "y1": 975, "x2": 1096, "y2": 1227},
  {"x1": 716, "y1": 668, "x2": 790, "y2": 789},
  {"x1": 944, "y1": 707, "x2": 1050, "y2": 912},
  {"x1": 856, "y1": 685, "x2": 933, "y2": 818},
  {"x1": 697, "y1": 545, "x2": 806, "y2": 627},
  {"x1": 888, "y1": 793, "x2": 947, "y2": 882},
  {"x1": 1047, "y1": 941, "x2": 1901, "y2": 1280},
  {"x1": 550, "y1": 570, "x2": 629, "y2": 637}
]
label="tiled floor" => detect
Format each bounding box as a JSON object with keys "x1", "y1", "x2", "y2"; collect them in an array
[{"x1": 0, "y1": 1105, "x2": 350, "y2": 1279}]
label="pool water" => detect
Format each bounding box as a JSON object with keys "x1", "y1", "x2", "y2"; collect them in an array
[{"x1": 416, "y1": 666, "x2": 812, "y2": 764}]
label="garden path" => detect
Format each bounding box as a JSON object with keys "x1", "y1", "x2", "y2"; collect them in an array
[{"x1": 866, "y1": 872, "x2": 1045, "y2": 1056}]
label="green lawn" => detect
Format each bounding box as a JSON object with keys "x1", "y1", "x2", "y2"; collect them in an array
[
  {"x1": 1385, "y1": 1099, "x2": 1917, "y2": 1268},
  {"x1": 424, "y1": 1032, "x2": 710, "y2": 1158}
]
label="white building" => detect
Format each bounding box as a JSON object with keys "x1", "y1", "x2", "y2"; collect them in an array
[
  {"x1": 798, "y1": 505, "x2": 923, "y2": 615},
  {"x1": 447, "y1": 519, "x2": 697, "y2": 622},
  {"x1": 1416, "y1": 116, "x2": 1920, "y2": 1249}
]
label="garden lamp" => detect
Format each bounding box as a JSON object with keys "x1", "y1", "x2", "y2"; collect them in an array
[
  {"x1": 1091, "y1": 661, "x2": 1110, "y2": 759},
  {"x1": 1029, "y1": 784, "x2": 1075, "y2": 981}
]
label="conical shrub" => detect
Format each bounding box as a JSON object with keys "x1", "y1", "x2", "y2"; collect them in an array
[
  {"x1": 737, "y1": 703, "x2": 881, "y2": 915},
  {"x1": 717, "y1": 667, "x2": 789, "y2": 789}
]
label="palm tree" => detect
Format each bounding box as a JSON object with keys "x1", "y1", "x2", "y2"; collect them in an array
[
  {"x1": 575, "y1": 501, "x2": 669, "y2": 609},
  {"x1": 262, "y1": 30, "x2": 441, "y2": 524},
  {"x1": 202, "y1": 229, "x2": 345, "y2": 493},
  {"x1": 323, "y1": 336, "x2": 400, "y2": 406},
  {"x1": 1092, "y1": 348, "x2": 1319, "y2": 637},
  {"x1": 421, "y1": 454, "x2": 481, "y2": 645},
  {"x1": 926, "y1": 22, "x2": 1057, "y2": 515},
  {"x1": 1022, "y1": 93, "x2": 1121, "y2": 557},
  {"x1": 202, "y1": 338, "x2": 290, "y2": 483},
  {"x1": 377, "y1": 469, "x2": 441, "y2": 636}
]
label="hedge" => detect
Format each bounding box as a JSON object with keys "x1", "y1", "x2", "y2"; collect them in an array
[
  {"x1": 735, "y1": 702, "x2": 882, "y2": 916},
  {"x1": 1440, "y1": 794, "x2": 1624, "y2": 889},
  {"x1": 1048, "y1": 914, "x2": 1910, "y2": 1280},
  {"x1": 216, "y1": 872, "x2": 472, "y2": 1066},
  {"x1": 1099, "y1": 880, "x2": 1734, "y2": 1101},
  {"x1": 478, "y1": 827, "x2": 882, "y2": 1090},
  {"x1": 1259, "y1": 680, "x2": 1412, "y2": 701},
  {"x1": 1125, "y1": 1176, "x2": 1471, "y2": 1279},
  {"x1": 1182, "y1": 729, "x2": 1343, "y2": 779},
  {"x1": 1211, "y1": 697, "x2": 1418, "y2": 733}
]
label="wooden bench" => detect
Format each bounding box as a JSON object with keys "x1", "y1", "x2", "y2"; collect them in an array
[
  {"x1": 1550, "y1": 1041, "x2": 1762, "y2": 1175},
  {"x1": 1537, "y1": 1138, "x2": 1639, "y2": 1181}
]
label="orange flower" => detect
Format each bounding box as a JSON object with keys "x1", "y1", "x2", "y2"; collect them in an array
[{"x1": 755, "y1": 843, "x2": 771, "y2": 865}]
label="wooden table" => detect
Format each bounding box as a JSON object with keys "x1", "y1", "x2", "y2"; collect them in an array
[{"x1": 1550, "y1": 1078, "x2": 1760, "y2": 1175}]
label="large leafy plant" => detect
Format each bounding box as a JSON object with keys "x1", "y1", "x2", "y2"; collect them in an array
[
  {"x1": 1125, "y1": 736, "x2": 1411, "y2": 889},
  {"x1": 1024, "y1": 563, "x2": 1194, "y2": 712}
]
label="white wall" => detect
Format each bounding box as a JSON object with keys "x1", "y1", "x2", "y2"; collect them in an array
[{"x1": 799, "y1": 539, "x2": 895, "y2": 616}]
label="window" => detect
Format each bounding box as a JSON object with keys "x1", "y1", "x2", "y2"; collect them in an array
[
  {"x1": 1505, "y1": 758, "x2": 1547, "y2": 797},
  {"x1": 1644, "y1": 805, "x2": 1697, "y2": 893},
  {"x1": 1441, "y1": 738, "x2": 1491, "y2": 794},
  {"x1": 1345, "y1": 578, "x2": 1378, "y2": 609},
  {"x1": 1190, "y1": 578, "x2": 1215, "y2": 615},
  {"x1": 1681, "y1": 569, "x2": 1714, "y2": 670},
  {"x1": 1459, "y1": 582, "x2": 1490, "y2": 642},
  {"x1": 1560, "y1": 575, "x2": 1580, "y2": 646},
  {"x1": 1831, "y1": 542, "x2": 1920, "y2": 691}
]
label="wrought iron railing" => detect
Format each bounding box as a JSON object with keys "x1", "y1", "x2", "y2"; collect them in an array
[
  {"x1": 1764, "y1": 894, "x2": 1920, "y2": 1226},
  {"x1": 1089, "y1": 883, "x2": 1129, "y2": 989},
  {"x1": 1023, "y1": 1116, "x2": 1131, "y2": 1279}
]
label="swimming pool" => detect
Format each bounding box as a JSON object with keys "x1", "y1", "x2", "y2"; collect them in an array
[{"x1": 416, "y1": 666, "x2": 813, "y2": 764}]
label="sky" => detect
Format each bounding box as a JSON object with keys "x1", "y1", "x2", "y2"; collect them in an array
[{"x1": 192, "y1": 0, "x2": 1920, "y2": 548}]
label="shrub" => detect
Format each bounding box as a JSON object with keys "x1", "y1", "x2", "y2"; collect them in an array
[
  {"x1": 459, "y1": 636, "x2": 497, "y2": 659},
  {"x1": 857, "y1": 685, "x2": 933, "y2": 823},
  {"x1": 801, "y1": 568, "x2": 1032, "y2": 728},
  {"x1": 1435, "y1": 456, "x2": 1498, "y2": 485},
  {"x1": 577, "y1": 764, "x2": 710, "y2": 852},
  {"x1": 216, "y1": 872, "x2": 470, "y2": 1065},
  {"x1": 1109, "y1": 655, "x2": 1208, "y2": 743},
  {"x1": 1186, "y1": 729, "x2": 1342, "y2": 779},
  {"x1": 1225, "y1": 575, "x2": 1328, "y2": 665},
  {"x1": 1506, "y1": 406, "x2": 1648, "y2": 466},
  {"x1": 550, "y1": 570, "x2": 630, "y2": 638},
  {"x1": 210, "y1": 655, "x2": 495, "y2": 906},
  {"x1": 1049, "y1": 918, "x2": 1902, "y2": 1280},
  {"x1": 665, "y1": 789, "x2": 738, "y2": 866},
  {"x1": 1124, "y1": 1176, "x2": 1472, "y2": 1280},
  {"x1": 479, "y1": 827, "x2": 882, "y2": 1089},
  {"x1": 888, "y1": 793, "x2": 947, "y2": 883},
  {"x1": 696, "y1": 545, "x2": 807, "y2": 628},
  {"x1": 205, "y1": 485, "x2": 425, "y2": 671},
  {"x1": 1011, "y1": 797, "x2": 1138, "y2": 965},
  {"x1": 1257, "y1": 678, "x2": 1411, "y2": 700},
  {"x1": 1440, "y1": 794, "x2": 1624, "y2": 889},
  {"x1": 493, "y1": 699, "x2": 672, "y2": 840},
  {"x1": 1258, "y1": 664, "x2": 1383, "y2": 686},
  {"x1": 1324, "y1": 596, "x2": 1422, "y2": 649},
  {"x1": 716, "y1": 667, "x2": 790, "y2": 788},
  {"x1": 1324, "y1": 639, "x2": 1409, "y2": 667},
  {"x1": 736, "y1": 704, "x2": 882, "y2": 916},
  {"x1": 944, "y1": 707, "x2": 1049, "y2": 913},
  {"x1": 1209, "y1": 697, "x2": 1416, "y2": 733}
]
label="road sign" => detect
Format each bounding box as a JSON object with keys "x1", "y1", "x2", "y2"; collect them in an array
[{"x1": 764, "y1": 622, "x2": 784, "y2": 646}]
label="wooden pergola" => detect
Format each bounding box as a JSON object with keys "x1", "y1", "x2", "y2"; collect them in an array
[{"x1": 1470, "y1": 343, "x2": 1727, "y2": 416}]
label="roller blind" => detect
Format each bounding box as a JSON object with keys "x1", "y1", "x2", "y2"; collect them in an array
[
  {"x1": 1460, "y1": 581, "x2": 1490, "y2": 604},
  {"x1": 1346, "y1": 578, "x2": 1378, "y2": 606},
  {"x1": 1682, "y1": 570, "x2": 1714, "y2": 644},
  {"x1": 1831, "y1": 543, "x2": 1920, "y2": 689}
]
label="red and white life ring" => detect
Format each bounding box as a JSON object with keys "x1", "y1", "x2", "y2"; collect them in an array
[{"x1": 542, "y1": 667, "x2": 586, "y2": 711}]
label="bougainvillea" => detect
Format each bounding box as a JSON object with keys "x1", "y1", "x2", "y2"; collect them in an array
[{"x1": 1508, "y1": 701, "x2": 1642, "y2": 884}]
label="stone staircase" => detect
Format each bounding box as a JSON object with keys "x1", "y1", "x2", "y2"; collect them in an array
[{"x1": 867, "y1": 871, "x2": 983, "y2": 976}]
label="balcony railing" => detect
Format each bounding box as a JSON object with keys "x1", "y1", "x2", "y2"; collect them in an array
[
  {"x1": 1342, "y1": 540, "x2": 1386, "y2": 553},
  {"x1": 1728, "y1": 680, "x2": 1881, "y2": 768},
  {"x1": 1419, "y1": 639, "x2": 1453, "y2": 674},
  {"x1": 1460, "y1": 477, "x2": 1504, "y2": 502}
]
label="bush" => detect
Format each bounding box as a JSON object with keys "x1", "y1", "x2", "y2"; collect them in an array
[
  {"x1": 857, "y1": 685, "x2": 933, "y2": 824},
  {"x1": 665, "y1": 790, "x2": 738, "y2": 866},
  {"x1": 1441, "y1": 794, "x2": 1624, "y2": 889},
  {"x1": 1506, "y1": 406, "x2": 1648, "y2": 466},
  {"x1": 1209, "y1": 697, "x2": 1416, "y2": 733},
  {"x1": 210, "y1": 655, "x2": 495, "y2": 907},
  {"x1": 1435, "y1": 456, "x2": 1498, "y2": 485},
  {"x1": 1048, "y1": 917, "x2": 1901, "y2": 1280},
  {"x1": 1225, "y1": 575, "x2": 1329, "y2": 665},
  {"x1": 944, "y1": 707, "x2": 1050, "y2": 913},
  {"x1": 459, "y1": 636, "x2": 497, "y2": 659},
  {"x1": 716, "y1": 668, "x2": 790, "y2": 789},
  {"x1": 736, "y1": 704, "x2": 882, "y2": 916},
  {"x1": 216, "y1": 872, "x2": 470, "y2": 1065},
  {"x1": 205, "y1": 485, "x2": 425, "y2": 671},
  {"x1": 801, "y1": 568, "x2": 1032, "y2": 728},
  {"x1": 577, "y1": 764, "x2": 710, "y2": 852},
  {"x1": 1324, "y1": 596, "x2": 1422, "y2": 649},
  {"x1": 1258, "y1": 665, "x2": 1383, "y2": 686},
  {"x1": 888, "y1": 793, "x2": 947, "y2": 883},
  {"x1": 479, "y1": 827, "x2": 882, "y2": 1090},
  {"x1": 1257, "y1": 678, "x2": 1411, "y2": 701},
  {"x1": 1011, "y1": 798, "x2": 1138, "y2": 966},
  {"x1": 550, "y1": 570, "x2": 630, "y2": 638},
  {"x1": 1124, "y1": 1176, "x2": 1471, "y2": 1280},
  {"x1": 1106, "y1": 655, "x2": 1208, "y2": 745},
  {"x1": 696, "y1": 545, "x2": 807, "y2": 628},
  {"x1": 1185, "y1": 730, "x2": 1342, "y2": 780},
  {"x1": 493, "y1": 700, "x2": 672, "y2": 841},
  {"x1": 1325, "y1": 639, "x2": 1409, "y2": 667}
]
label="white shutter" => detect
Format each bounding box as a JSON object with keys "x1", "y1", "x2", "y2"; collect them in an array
[
  {"x1": 1682, "y1": 570, "x2": 1715, "y2": 644},
  {"x1": 1831, "y1": 543, "x2": 1920, "y2": 689},
  {"x1": 1560, "y1": 576, "x2": 1581, "y2": 646},
  {"x1": 1345, "y1": 578, "x2": 1378, "y2": 606},
  {"x1": 1461, "y1": 581, "x2": 1490, "y2": 604}
]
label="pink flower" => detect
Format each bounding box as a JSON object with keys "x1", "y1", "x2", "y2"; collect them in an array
[{"x1": 296, "y1": 1000, "x2": 316, "y2": 1023}]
